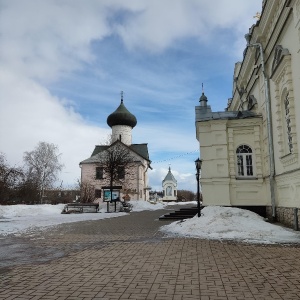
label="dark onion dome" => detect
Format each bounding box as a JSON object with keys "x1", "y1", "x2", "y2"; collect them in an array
[
  {"x1": 107, "y1": 100, "x2": 137, "y2": 128},
  {"x1": 199, "y1": 92, "x2": 208, "y2": 103},
  {"x1": 199, "y1": 92, "x2": 208, "y2": 107}
]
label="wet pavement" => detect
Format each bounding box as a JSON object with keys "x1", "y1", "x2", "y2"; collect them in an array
[{"x1": 1, "y1": 206, "x2": 300, "y2": 299}]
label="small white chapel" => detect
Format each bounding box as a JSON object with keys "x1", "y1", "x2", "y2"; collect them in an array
[{"x1": 161, "y1": 166, "x2": 177, "y2": 201}]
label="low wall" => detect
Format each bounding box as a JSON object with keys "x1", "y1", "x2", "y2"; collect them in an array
[{"x1": 266, "y1": 206, "x2": 300, "y2": 230}]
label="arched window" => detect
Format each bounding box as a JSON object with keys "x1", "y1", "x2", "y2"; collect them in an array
[{"x1": 236, "y1": 145, "x2": 253, "y2": 177}]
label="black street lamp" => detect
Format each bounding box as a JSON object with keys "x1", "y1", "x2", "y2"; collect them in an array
[{"x1": 195, "y1": 158, "x2": 203, "y2": 217}]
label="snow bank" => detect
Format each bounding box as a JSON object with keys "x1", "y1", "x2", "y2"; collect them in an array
[
  {"x1": 161, "y1": 206, "x2": 300, "y2": 244},
  {"x1": 129, "y1": 200, "x2": 196, "y2": 212},
  {"x1": 130, "y1": 200, "x2": 166, "y2": 212},
  {"x1": 0, "y1": 204, "x2": 65, "y2": 218}
]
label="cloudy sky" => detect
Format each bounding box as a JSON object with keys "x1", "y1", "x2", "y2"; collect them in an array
[{"x1": 0, "y1": 0, "x2": 262, "y2": 192}]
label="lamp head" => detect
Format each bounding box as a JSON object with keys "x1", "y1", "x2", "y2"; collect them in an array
[{"x1": 195, "y1": 158, "x2": 203, "y2": 171}]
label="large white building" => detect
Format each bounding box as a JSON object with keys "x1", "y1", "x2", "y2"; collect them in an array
[
  {"x1": 80, "y1": 97, "x2": 151, "y2": 203},
  {"x1": 196, "y1": 0, "x2": 300, "y2": 228}
]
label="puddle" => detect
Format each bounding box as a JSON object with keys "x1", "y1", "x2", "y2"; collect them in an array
[{"x1": 0, "y1": 237, "x2": 65, "y2": 268}]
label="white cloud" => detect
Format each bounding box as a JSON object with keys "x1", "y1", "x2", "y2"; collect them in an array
[
  {"x1": 0, "y1": 0, "x2": 111, "y2": 81},
  {"x1": 0, "y1": 0, "x2": 262, "y2": 191},
  {"x1": 0, "y1": 69, "x2": 110, "y2": 186},
  {"x1": 0, "y1": 0, "x2": 262, "y2": 79},
  {"x1": 115, "y1": 0, "x2": 262, "y2": 53}
]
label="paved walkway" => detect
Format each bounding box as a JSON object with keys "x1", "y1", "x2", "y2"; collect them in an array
[{"x1": 1, "y1": 206, "x2": 300, "y2": 300}]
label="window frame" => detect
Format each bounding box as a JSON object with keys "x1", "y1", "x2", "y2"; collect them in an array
[
  {"x1": 117, "y1": 166, "x2": 125, "y2": 180},
  {"x1": 95, "y1": 167, "x2": 104, "y2": 180},
  {"x1": 236, "y1": 145, "x2": 255, "y2": 179},
  {"x1": 95, "y1": 189, "x2": 102, "y2": 198}
]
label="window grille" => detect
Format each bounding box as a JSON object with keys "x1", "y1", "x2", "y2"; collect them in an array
[{"x1": 284, "y1": 92, "x2": 293, "y2": 153}]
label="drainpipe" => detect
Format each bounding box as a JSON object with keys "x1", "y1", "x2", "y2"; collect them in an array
[{"x1": 245, "y1": 34, "x2": 276, "y2": 220}]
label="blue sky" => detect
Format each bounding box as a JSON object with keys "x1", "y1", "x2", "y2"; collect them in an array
[{"x1": 0, "y1": 0, "x2": 262, "y2": 192}]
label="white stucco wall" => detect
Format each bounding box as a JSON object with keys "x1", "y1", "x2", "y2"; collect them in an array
[{"x1": 111, "y1": 125, "x2": 132, "y2": 145}]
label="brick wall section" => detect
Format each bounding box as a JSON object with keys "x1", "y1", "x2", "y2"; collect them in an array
[{"x1": 81, "y1": 161, "x2": 148, "y2": 202}]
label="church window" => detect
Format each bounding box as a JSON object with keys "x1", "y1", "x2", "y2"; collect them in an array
[
  {"x1": 284, "y1": 92, "x2": 293, "y2": 153},
  {"x1": 95, "y1": 189, "x2": 101, "y2": 198},
  {"x1": 166, "y1": 186, "x2": 172, "y2": 196},
  {"x1": 96, "y1": 167, "x2": 103, "y2": 179},
  {"x1": 117, "y1": 166, "x2": 125, "y2": 179},
  {"x1": 236, "y1": 145, "x2": 253, "y2": 177}
]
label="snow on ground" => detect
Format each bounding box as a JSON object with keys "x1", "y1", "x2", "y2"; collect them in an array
[
  {"x1": 0, "y1": 200, "x2": 170, "y2": 236},
  {"x1": 129, "y1": 200, "x2": 166, "y2": 211},
  {"x1": 0, "y1": 204, "x2": 127, "y2": 236},
  {"x1": 161, "y1": 206, "x2": 300, "y2": 244},
  {"x1": 1, "y1": 202, "x2": 300, "y2": 244}
]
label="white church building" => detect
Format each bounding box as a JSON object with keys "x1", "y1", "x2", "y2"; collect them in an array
[
  {"x1": 196, "y1": 0, "x2": 300, "y2": 229},
  {"x1": 80, "y1": 96, "x2": 151, "y2": 203}
]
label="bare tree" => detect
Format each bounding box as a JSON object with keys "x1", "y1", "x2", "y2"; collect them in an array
[
  {"x1": 23, "y1": 142, "x2": 64, "y2": 203},
  {"x1": 98, "y1": 142, "x2": 135, "y2": 203},
  {"x1": 0, "y1": 153, "x2": 24, "y2": 204},
  {"x1": 78, "y1": 180, "x2": 95, "y2": 203},
  {"x1": 17, "y1": 177, "x2": 40, "y2": 204},
  {"x1": 177, "y1": 190, "x2": 196, "y2": 202}
]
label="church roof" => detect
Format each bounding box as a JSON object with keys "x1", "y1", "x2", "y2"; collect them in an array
[
  {"x1": 107, "y1": 100, "x2": 137, "y2": 128},
  {"x1": 163, "y1": 166, "x2": 177, "y2": 183},
  {"x1": 79, "y1": 141, "x2": 150, "y2": 164},
  {"x1": 195, "y1": 90, "x2": 260, "y2": 122},
  {"x1": 195, "y1": 106, "x2": 260, "y2": 122}
]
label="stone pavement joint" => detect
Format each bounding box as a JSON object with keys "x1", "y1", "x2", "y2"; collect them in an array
[{"x1": 1, "y1": 207, "x2": 300, "y2": 299}]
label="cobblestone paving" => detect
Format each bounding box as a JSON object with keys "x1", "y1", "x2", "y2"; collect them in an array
[{"x1": 1, "y1": 207, "x2": 300, "y2": 299}]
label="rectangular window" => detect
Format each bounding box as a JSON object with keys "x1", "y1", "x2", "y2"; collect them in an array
[
  {"x1": 96, "y1": 167, "x2": 103, "y2": 179},
  {"x1": 246, "y1": 155, "x2": 253, "y2": 176},
  {"x1": 117, "y1": 166, "x2": 125, "y2": 179},
  {"x1": 237, "y1": 155, "x2": 244, "y2": 176},
  {"x1": 95, "y1": 189, "x2": 101, "y2": 198}
]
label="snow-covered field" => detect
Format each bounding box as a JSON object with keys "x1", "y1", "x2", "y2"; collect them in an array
[
  {"x1": 0, "y1": 200, "x2": 170, "y2": 236},
  {"x1": 0, "y1": 203, "x2": 126, "y2": 236},
  {"x1": 1, "y1": 201, "x2": 300, "y2": 244}
]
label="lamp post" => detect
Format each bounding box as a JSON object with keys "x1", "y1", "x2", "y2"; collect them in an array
[{"x1": 195, "y1": 158, "x2": 202, "y2": 217}]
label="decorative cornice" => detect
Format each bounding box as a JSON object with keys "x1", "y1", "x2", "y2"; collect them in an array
[{"x1": 280, "y1": 152, "x2": 298, "y2": 167}]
